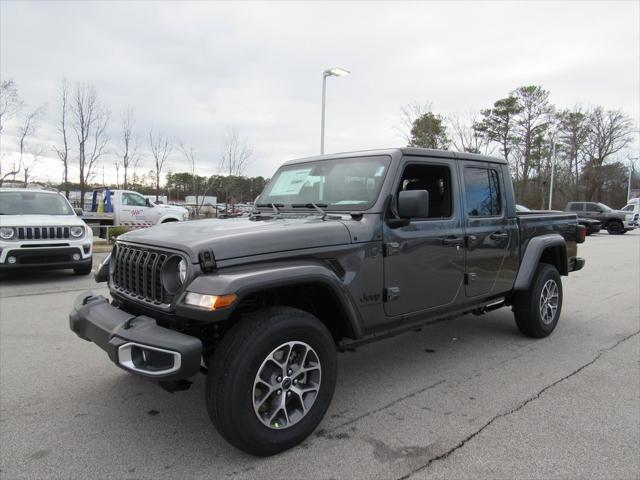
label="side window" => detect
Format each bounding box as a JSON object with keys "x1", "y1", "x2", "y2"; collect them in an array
[
  {"x1": 585, "y1": 203, "x2": 599, "y2": 212},
  {"x1": 464, "y1": 167, "x2": 502, "y2": 217},
  {"x1": 122, "y1": 193, "x2": 147, "y2": 207},
  {"x1": 397, "y1": 164, "x2": 453, "y2": 219},
  {"x1": 569, "y1": 203, "x2": 583, "y2": 211}
]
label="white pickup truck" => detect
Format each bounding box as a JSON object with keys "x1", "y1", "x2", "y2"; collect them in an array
[{"x1": 83, "y1": 189, "x2": 189, "y2": 237}]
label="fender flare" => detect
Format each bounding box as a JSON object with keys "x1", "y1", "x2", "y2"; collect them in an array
[
  {"x1": 513, "y1": 234, "x2": 567, "y2": 291},
  {"x1": 185, "y1": 260, "x2": 363, "y2": 338}
]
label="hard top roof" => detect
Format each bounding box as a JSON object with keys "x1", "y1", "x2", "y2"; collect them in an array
[{"x1": 281, "y1": 147, "x2": 507, "y2": 166}]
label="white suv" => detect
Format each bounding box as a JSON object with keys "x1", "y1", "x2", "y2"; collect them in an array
[{"x1": 0, "y1": 189, "x2": 93, "y2": 275}]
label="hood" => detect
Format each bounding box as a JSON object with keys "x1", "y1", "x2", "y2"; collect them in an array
[
  {"x1": 0, "y1": 214, "x2": 85, "y2": 227},
  {"x1": 119, "y1": 216, "x2": 352, "y2": 262}
]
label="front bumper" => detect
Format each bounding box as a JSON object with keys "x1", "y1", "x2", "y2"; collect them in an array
[
  {"x1": 0, "y1": 242, "x2": 92, "y2": 270},
  {"x1": 69, "y1": 292, "x2": 202, "y2": 380}
]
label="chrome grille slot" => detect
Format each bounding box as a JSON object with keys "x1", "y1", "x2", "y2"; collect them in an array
[
  {"x1": 17, "y1": 226, "x2": 71, "y2": 240},
  {"x1": 112, "y1": 244, "x2": 171, "y2": 304}
]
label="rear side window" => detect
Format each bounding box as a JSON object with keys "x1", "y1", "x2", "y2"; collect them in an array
[
  {"x1": 569, "y1": 203, "x2": 583, "y2": 211},
  {"x1": 464, "y1": 167, "x2": 501, "y2": 217}
]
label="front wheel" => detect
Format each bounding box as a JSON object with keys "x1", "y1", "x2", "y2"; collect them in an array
[
  {"x1": 512, "y1": 263, "x2": 563, "y2": 338},
  {"x1": 206, "y1": 307, "x2": 337, "y2": 456}
]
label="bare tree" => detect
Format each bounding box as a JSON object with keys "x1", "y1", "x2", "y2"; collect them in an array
[
  {"x1": 582, "y1": 107, "x2": 634, "y2": 200},
  {"x1": 0, "y1": 79, "x2": 24, "y2": 185},
  {"x1": 219, "y1": 129, "x2": 253, "y2": 211},
  {"x1": 53, "y1": 79, "x2": 71, "y2": 197},
  {"x1": 71, "y1": 83, "x2": 110, "y2": 208},
  {"x1": 148, "y1": 129, "x2": 173, "y2": 201},
  {"x1": 448, "y1": 112, "x2": 492, "y2": 154},
  {"x1": 0, "y1": 105, "x2": 46, "y2": 186},
  {"x1": 397, "y1": 102, "x2": 432, "y2": 144},
  {"x1": 219, "y1": 128, "x2": 253, "y2": 177},
  {"x1": 117, "y1": 107, "x2": 139, "y2": 189},
  {"x1": 23, "y1": 146, "x2": 44, "y2": 186},
  {"x1": 0, "y1": 79, "x2": 22, "y2": 136},
  {"x1": 179, "y1": 141, "x2": 207, "y2": 216}
]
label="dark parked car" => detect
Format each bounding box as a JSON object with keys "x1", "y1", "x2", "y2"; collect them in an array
[
  {"x1": 517, "y1": 204, "x2": 600, "y2": 235},
  {"x1": 564, "y1": 201, "x2": 635, "y2": 235},
  {"x1": 71, "y1": 148, "x2": 585, "y2": 456}
]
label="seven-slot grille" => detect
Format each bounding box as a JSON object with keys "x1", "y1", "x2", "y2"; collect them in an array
[
  {"x1": 17, "y1": 226, "x2": 70, "y2": 240},
  {"x1": 112, "y1": 244, "x2": 171, "y2": 304}
]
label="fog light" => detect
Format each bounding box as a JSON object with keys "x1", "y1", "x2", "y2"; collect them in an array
[
  {"x1": 72, "y1": 253, "x2": 81, "y2": 261},
  {"x1": 7, "y1": 256, "x2": 17, "y2": 264},
  {"x1": 184, "y1": 292, "x2": 238, "y2": 310}
]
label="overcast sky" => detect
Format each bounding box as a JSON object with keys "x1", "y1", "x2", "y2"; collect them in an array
[{"x1": 1, "y1": 0, "x2": 639, "y2": 184}]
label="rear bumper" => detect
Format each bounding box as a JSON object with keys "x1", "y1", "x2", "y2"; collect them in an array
[
  {"x1": 69, "y1": 292, "x2": 202, "y2": 380},
  {"x1": 570, "y1": 257, "x2": 585, "y2": 272}
]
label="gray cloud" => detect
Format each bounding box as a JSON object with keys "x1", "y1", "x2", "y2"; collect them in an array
[{"x1": 1, "y1": 0, "x2": 638, "y2": 184}]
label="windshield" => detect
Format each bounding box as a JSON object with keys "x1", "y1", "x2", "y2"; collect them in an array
[
  {"x1": 257, "y1": 156, "x2": 391, "y2": 211},
  {"x1": 0, "y1": 191, "x2": 75, "y2": 215},
  {"x1": 597, "y1": 203, "x2": 612, "y2": 212}
]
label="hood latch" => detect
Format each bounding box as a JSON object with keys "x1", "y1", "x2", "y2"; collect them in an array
[{"x1": 199, "y1": 249, "x2": 216, "y2": 273}]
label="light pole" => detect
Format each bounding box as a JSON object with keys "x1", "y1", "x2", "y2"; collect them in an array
[
  {"x1": 320, "y1": 67, "x2": 350, "y2": 155},
  {"x1": 628, "y1": 157, "x2": 638, "y2": 201},
  {"x1": 548, "y1": 141, "x2": 556, "y2": 210}
]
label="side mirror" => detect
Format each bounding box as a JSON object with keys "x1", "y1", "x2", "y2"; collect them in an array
[
  {"x1": 398, "y1": 190, "x2": 429, "y2": 219},
  {"x1": 145, "y1": 198, "x2": 153, "y2": 207},
  {"x1": 74, "y1": 208, "x2": 83, "y2": 216}
]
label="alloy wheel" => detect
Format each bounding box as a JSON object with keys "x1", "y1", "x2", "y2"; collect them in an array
[
  {"x1": 252, "y1": 341, "x2": 321, "y2": 429},
  {"x1": 539, "y1": 279, "x2": 559, "y2": 325}
]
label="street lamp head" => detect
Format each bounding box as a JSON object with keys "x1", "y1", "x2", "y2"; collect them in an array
[{"x1": 324, "y1": 67, "x2": 350, "y2": 77}]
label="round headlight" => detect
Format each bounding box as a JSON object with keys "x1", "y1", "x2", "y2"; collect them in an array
[
  {"x1": 70, "y1": 226, "x2": 85, "y2": 238},
  {"x1": 178, "y1": 259, "x2": 187, "y2": 283},
  {"x1": 0, "y1": 227, "x2": 15, "y2": 240}
]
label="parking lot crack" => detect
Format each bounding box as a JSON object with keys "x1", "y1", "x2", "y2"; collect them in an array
[
  {"x1": 397, "y1": 330, "x2": 640, "y2": 480},
  {"x1": 317, "y1": 379, "x2": 445, "y2": 437}
]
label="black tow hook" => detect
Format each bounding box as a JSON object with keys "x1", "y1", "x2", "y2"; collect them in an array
[{"x1": 159, "y1": 379, "x2": 192, "y2": 393}]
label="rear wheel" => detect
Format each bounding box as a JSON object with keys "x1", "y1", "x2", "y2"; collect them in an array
[
  {"x1": 512, "y1": 263, "x2": 563, "y2": 338},
  {"x1": 606, "y1": 220, "x2": 624, "y2": 235},
  {"x1": 206, "y1": 306, "x2": 337, "y2": 456}
]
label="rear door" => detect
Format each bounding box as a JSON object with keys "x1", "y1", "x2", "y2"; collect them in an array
[{"x1": 460, "y1": 162, "x2": 517, "y2": 297}]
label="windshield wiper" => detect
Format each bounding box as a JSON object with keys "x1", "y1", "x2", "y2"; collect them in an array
[
  {"x1": 251, "y1": 203, "x2": 284, "y2": 219},
  {"x1": 256, "y1": 203, "x2": 283, "y2": 214},
  {"x1": 292, "y1": 203, "x2": 328, "y2": 219}
]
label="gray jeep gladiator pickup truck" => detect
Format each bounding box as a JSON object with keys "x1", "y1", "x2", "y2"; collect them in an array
[{"x1": 70, "y1": 148, "x2": 585, "y2": 456}]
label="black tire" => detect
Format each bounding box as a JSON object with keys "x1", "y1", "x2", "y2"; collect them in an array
[
  {"x1": 606, "y1": 220, "x2": 624, "y2": 235},
  {"x1": 512, "y1": 263, "x2": 563, "y2": 338},
  {"x1": 73, "y1": 264, "x2": 93, "y2": 275},
  {"x1": 206, "y1": 306, "x2": 337, "y2": 456}
]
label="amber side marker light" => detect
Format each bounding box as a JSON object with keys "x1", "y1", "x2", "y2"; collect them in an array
[{"x1": 184, "y1": 293, "x2": 238, "y2": 310}]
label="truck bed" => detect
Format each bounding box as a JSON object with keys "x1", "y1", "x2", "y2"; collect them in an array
[{"x1": 517, "y1": 210, "x2": 580, "y2": 260}]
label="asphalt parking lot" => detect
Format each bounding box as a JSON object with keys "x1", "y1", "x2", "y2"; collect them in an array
[{"x1": 1, "y1": 232, "x2": 638, "y2": 480}]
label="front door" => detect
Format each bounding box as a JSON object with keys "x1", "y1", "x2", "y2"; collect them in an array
[
  {"x1": 383, "y1": 157, "x2": 465, "y2": 316},
  {"x1": 120, "y1": 192, "x2": 154, "y2": 225},
  {"x1": 460, "y1": 162, "x2": 515, "y2": 297}
]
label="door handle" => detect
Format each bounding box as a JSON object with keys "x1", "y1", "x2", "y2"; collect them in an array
[
  {"x1": 442, "y1": 236, "x2": 464, "y2": 246},
  {"x1": 490, "y1": 232, "x2": 509, "y2": 240}
]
